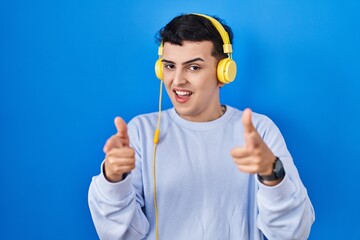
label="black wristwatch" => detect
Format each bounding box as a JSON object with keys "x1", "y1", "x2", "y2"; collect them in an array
[{"x1": 258, "y1": 157, "x2": 285, "y2": 182}]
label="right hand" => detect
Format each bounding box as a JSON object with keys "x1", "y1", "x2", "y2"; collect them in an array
[{"x1": 103, "y1": 117, "x2": 135, "y2": 182}]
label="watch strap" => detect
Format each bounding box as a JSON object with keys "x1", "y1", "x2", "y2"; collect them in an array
[{"x1": 257, "y1": 157, "x2": 283, "y2": 182}]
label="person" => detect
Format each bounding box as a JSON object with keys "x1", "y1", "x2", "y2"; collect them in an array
[{"x1": 88, "y1": 13, "x2": 315, "y2": 240}]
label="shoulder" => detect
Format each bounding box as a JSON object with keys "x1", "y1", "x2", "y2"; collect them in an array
[
  {"x1": 128, "y1": 111, "x2": 158, "y2": 126},
  {"x1": 228, "y1": 106, "x2": 275, "y2": 126},
  {"x1": 127, "y1": 108, "x2": 173, "y2": 134},
  {"x1": 227, "y1": 106, "x2": 279, "y2": 136}
]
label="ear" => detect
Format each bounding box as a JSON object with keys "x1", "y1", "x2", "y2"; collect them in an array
[{"x1": 217, "y1": 81, "x2": 225, "y2": 88}]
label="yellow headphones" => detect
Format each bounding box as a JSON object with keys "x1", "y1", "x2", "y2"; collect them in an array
[{"x1": 154, "y1": 13, "x2": 237, "y2": 84}]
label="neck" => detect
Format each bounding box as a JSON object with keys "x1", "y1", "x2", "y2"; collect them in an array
[{"x1": 175, "y1": 104, "x2": 226, "y2": 122}]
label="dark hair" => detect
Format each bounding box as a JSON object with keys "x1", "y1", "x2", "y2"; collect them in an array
[{"x1": 156, "y1": 14, "x2": 234, "y2": 60}]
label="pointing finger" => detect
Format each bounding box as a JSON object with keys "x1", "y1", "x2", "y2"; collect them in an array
[{"x1": 103, "y1": 135, "x2": 126, "y2": 153}]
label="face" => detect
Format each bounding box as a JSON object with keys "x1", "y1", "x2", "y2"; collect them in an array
[{"x1": 161, "y1": 41, "x2": 224, "y2": 122}]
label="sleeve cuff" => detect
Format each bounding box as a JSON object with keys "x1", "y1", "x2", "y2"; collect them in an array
[
  {"x1": 93, "y1": 161, "x2": 133, "y2": 202},
  {"x1": 256, "y1": 173, "x2": 297, "y2": 204}
]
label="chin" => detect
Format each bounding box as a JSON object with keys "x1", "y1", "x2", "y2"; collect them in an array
[{"x1": 173, "y1": 105, "x2": 192, "y2": 117}]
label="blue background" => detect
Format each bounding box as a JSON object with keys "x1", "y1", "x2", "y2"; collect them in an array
[{"x1": 1, "y1": 0, "x2": 359, "y2": 239}]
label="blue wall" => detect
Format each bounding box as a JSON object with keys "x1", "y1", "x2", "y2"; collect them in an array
[{"x1": 1, "y1": 1, "x2": 359, "y2": 239}]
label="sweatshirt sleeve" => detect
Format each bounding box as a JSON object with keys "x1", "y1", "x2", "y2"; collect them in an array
[
  {"x1": 88, "y1": 162, "x2": 149, "y2": 240},
  {"x1": 88, "y1": 118, "x2": 150, "y2": 240},
  {"x1": 254, "y1": 115, "x2": 315, "y2": 240}
]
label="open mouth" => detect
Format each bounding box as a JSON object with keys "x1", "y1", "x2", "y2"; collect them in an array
[
  {"x1": 174, "y1": 90, "x2": 193, "y2": 96},
  {"x1": 173, "y1": 90, "x2": 193, "y2": 103}
]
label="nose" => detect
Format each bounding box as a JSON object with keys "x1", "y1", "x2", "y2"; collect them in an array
[{"x1": 172, "y1": 69, "x2": 187, "y2": 86}]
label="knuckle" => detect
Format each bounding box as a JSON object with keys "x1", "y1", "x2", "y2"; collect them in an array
[
  {"x1": 114, "y1": 166, "x2": 123, "y2": 173},
  {"x1": 254, "y1": 156, "x2": 262, "y2": 164},
  {"x1": 106, "y1": 156, "x2": 116, "y2": 165}
]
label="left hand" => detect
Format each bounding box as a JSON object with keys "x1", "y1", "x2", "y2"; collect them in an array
[{"x1": 230, "y1": 108, "x2": 276, "y2": 176}]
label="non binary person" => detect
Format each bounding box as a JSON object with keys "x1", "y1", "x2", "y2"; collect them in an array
[{"x1": 88, "y1": 13, "x2": 315, "y2": 240}]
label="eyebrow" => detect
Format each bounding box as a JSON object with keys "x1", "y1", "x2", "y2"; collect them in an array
[{"x1": 162, "y1": 57, "x2": 205, "y2": 65}]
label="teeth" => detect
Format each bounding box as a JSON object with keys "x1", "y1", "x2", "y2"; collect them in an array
[{"x1": 175, "y1": 91, "x2": 192, "y2": 96}]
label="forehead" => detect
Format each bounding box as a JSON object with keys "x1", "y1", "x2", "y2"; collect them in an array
[{"x1": 162, "y1": 41, "x2": 215, "y2": 61}]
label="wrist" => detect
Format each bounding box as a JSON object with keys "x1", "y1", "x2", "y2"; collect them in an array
[
  {"x1": 103, "y1": 163, "x2": 124, "y2": 183},
  {"x1": 258, "y1": 157, "x2": 285, "y2": 183}
]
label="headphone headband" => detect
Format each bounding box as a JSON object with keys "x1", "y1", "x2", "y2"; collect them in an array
[{"x1": 192, "y1": 13, "x2": 233, "y2": 54}]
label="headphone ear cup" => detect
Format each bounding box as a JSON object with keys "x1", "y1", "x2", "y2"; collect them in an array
[
  {"x1": 155, "y1": 58, "x2": 164, "y2": 81},
  {"x1": 217, "y1": 58, "x2": 237, "y2": 84}
]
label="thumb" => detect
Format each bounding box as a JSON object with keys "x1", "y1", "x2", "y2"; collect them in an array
[
  {"x1": 114, "y1": 117, "x2": 129, "y2": 145},
  {"x1": 242, "y1": 108, "x2": 256, "y2": 133},
  {"x1": 103, "y1": 117, "x2": 129, "y2": 153},
  {"x1": 114, "y1": 117, "x2": 127, "y2": 135}
]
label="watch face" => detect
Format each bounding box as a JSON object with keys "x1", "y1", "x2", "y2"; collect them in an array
[{"x1": 274, "y1": 159, "x2": 285, "y2": 178}]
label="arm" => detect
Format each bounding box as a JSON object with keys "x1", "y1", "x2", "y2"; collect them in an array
[
  {"x1": 88, "y1": 117, "x2": 149, "y2": 239},
  {"x1": 256, "y1": 116, "x2": 315, "y2": 240},
  {"x1": 231, "y1": 109, "x2": 315, "y2": 239},
  {"x1": 256, "y1": 164, "x2": 314, "y2": 240},
  {"x1": 88, "y1": 165, "x2": 149, "y2": 240}
]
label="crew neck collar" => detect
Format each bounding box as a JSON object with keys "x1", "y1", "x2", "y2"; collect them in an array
[{"x1": 168, "y1": 105, "x2": 234, "y2": 131}]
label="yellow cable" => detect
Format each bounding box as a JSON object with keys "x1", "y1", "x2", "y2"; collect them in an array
[
  {"x1": 152, "y1": 80, "x2": 163, "y2": 240},
  {"x1": 152, "y1": 143, "x2": 159, "y2": 240}
]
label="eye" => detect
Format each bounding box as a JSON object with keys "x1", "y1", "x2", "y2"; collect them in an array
[
  {"x1": 189, "y1": 65, "x2": 201, "y2": 71},
  {"x1": 164, "y1": 63, "x2": 175, "y2": 70}
]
